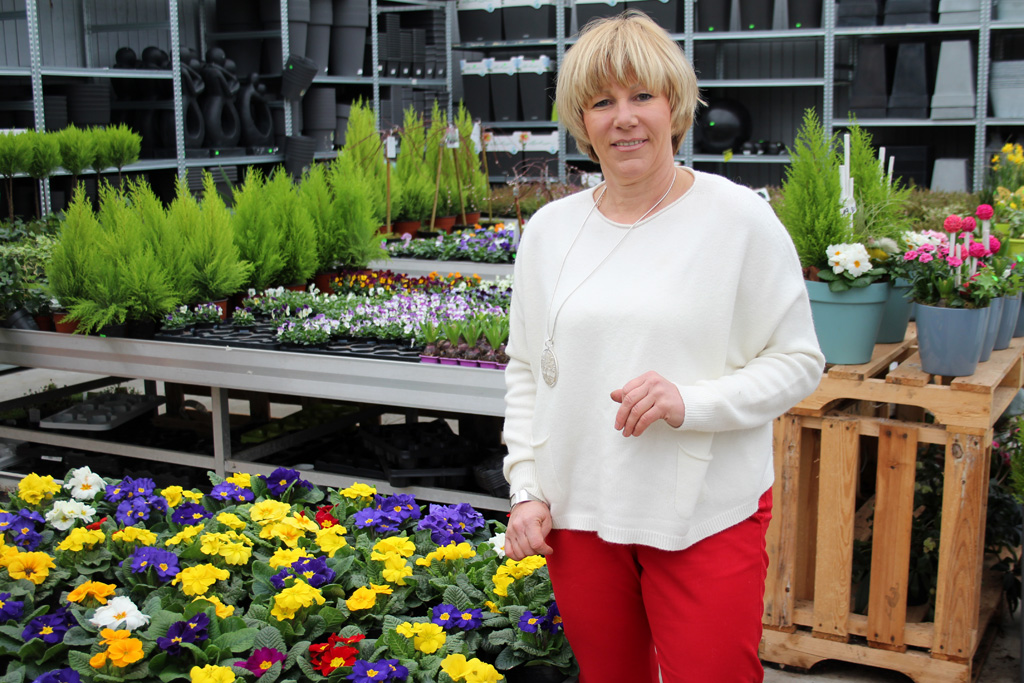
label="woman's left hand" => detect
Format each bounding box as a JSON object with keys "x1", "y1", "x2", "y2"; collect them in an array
[{"x1": 610, "y1": 371, "x2": 686, "y2": 437}]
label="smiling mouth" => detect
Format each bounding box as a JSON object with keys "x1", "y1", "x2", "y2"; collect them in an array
[{"x1": 613, "y1": 139, "x2": 645, "y2": 148}]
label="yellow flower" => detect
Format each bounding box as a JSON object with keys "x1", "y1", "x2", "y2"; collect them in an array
[
  {"x1": 90, "y1": 652, "x2": 109, "y2": 669},
  {"x1": 106, "y1": 637, "x2": 145, "y2": 667},
  {"x1": 68, "y1": 581, "x2": 117, "y2": 605},
  {"x1": 270, "y1": 579, "x2": 326, "y2": 620},
  {"x1": 345, "y1": 586, "x2": 380, "y2": 611},
  {"x1": 161, "y1": 486, "x2": 184, "y2": 508},
  {"x1": 484, "y1": 600, "x2": 501, "y2": 614},
  {"x1": 225, "y1": 472, "x2": 251, "y2": 488},
  {"x1": 283, "y1": 512, "x2": 318, "y2": 533},
  {"x1": 200, "y1": 532, "x2": 229, "y2": 556},
  {"x1": 190, "y1": 665, "x2": 235, "y2": 683},
  {"x1": 314, "y1": 526, "x2": 348, "y2": 557},
  {"x1": 491, "y1": 573, "x2": 514, "y2": 597},
  {"x1": 380, "y1": 554, "x2": 413, "y2": 586},
  {"x1": 249, "y1": 500, "x2": 292, "y2": 525},
  {"x1": 182, "y1": 490, "x2": 204, "y2": 503},
  {"x1": 416, "y1": 542, "x2": 477, "y2": 566},
  {"x1": 269, "y1": 547, "x2": 311, "y2": 568},
  {"x1": 398, "y1": 622, "x2": 446, "y2": 654},
  {"x1": 0, "y1": 540, "x2": 21, "y2": 567},
  {"x1": 18, "y1": 473, "x2": 60, "y2": 505},
  {"x1": 166, "y1": 525, "x2": 204, "y2": 546},
  {"x1": 260, "y1": 522, "x2": 305, "y2": 548},
  {"x1": 193, "y1": 595, "x2": 235, "y2": 618},
  {"x1": 111, "y1": 527, "x2": 157, "y2": 545},
  {"x1": 339, "y1": 483, "x2": 376, "y2": 499},
  {"x1": 172, "y1": 564, "x2": 230, "y2": 596},
  {"x1": 6, "y1": 552, "x2": 55, "y2": 584},
  {"x1": 219, "y1": 542, "x2": 252, "y2": 566},
  {"x1": 216, "y1": 513, "x2": 247, "y2": 531},
  {"x1": 372, "y1": 536, "x2": 415, "y2": 558},
  {"x1": 442, "y1": 654, "x2": 503, "y2": 682}
]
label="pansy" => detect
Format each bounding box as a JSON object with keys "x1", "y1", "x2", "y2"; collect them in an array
[
  {"x1": 293, "y1": 556, "x2": 336, "y2": 587},
  {"x1": 225, "y1": 472, "x2": 251, "y2": 488},
  {"x1": 57, "y1": 527, "x2": 105, "y2": 552},
  {"x1": 270, "y1": 579, "x2": 326, "y2": 620},
  {"x1": 128, "y1": 546, "x2": 180, "y2": 581},
  {"x1": 249, "y1": 500, "x2": 293, "y2": 525},
  {"x1": 417, "y1": 503, "x2": 485, "y2": 545},
  {"x1": 172, "y1": 502, "x2": 213, "y2": 525},
  {"x1": 104, "y1": 477, "x2": 135, "y2": 504},
  {"x1": 30, "y1": 669, "x2": 81, "y2": 683},
  {"x1": 112, "y1": 526, "x2": 158, "y2": 545},
  {"x1": 157, "y1": 621, "x2": 197, "y2": 655},
  {"x1": 339, "y1": 482, "x2": 377, "y2": 499},
  {"x1": 261, "y1": 467, "x2": 314, "y2": 496},
  {"x1": 216, "y1": 512, "x2": 247, "y2": 530},
  {"x1": 127, "y1": 477, "x2": 156, "y2": 499},
  {"x1": 236, "y1": 648, "x2": 286, "y2": 678},
  {"x1": 432, "y1": 603, "x2": 458, "y2": 630},
  {"x1": 0, "y1": 591, "x2": 24, "y2": 621},
  {"x1": 309, "y1": 633, "x2": 365, "y2": 675},
  {"x1": 64, "y1": 466, "x2": 105, "y2": 500},
  {"x1": 45, "y1": 499, "x2": 96, "y2": 531},
  {"x1": 375, "y1": 494, "x2": 420, "y2": 523},
  {"x1": 315, "y1": 505, "x2": 340, "y2": 528},
  {"x1": 193, "y1": 595, "x2": 235, "y2": 618},
  {"x1": 90, "y1": 596, "x2": 150, "y2": 631},
  {"x1": 347, "y1": 659, "x2": 408, "y2": 682},
  {"x1": 161, "y1": 485, "x2": 184, "y2": 508},
  {"x1": 542, "y1": 602, "x2": 563, "y2": 633},
  {"x1": 315, "y1": 525, "x2": 348, "y2": 556}
]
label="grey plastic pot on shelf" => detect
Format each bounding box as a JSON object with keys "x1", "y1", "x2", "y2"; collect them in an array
[
  {"x1": 931, "y1": 158, "x2": 969, "y2": 192},
  {"x1": 996, "y1": 0, "x2": 1024, "y2": 19},
  {"x1": 990, "y1": 61, "x2": 1024, "y2": 118},
  {"x1": 930, "y1": 40, "x2": 975, "y2": 119},
  {"x1": 938, "y1": 0, "x2": 980, "y2": 23},
  {"x1": 888, "y1": 42, "x2": 929, "y2": 118}
]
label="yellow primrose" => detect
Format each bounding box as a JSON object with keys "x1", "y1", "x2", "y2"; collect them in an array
[
  {"x1": 339, "y1": 483, "x2": 376, "y2": 499},
  {"x1": 269, "y1": 547, "x2": 311, "y2": 569},
  {"x1": 380, "y1": 554, "x2": 413, "y2": 586},
  {"x1": 372, "y1": 536, "x2": 416, "y2": 559},
  {"x1": 417, "y1": 542, "x2": 477, "y2": 566},
  {"x1": 161, "y1": 486, "x2": 184, "y2": 508},
  {"x1": 440, "y1": 654, "x2": 473, "y2": 680},
  {"x1": 166, "y1": 525, "x2": 205, "y2": 546},
  {"x1": 68, "y1": 580, "x2": 117, "y2": 605},
  {"x1": 182, "y1": 490, "x2": 204, "y2": 503},
  {"x1": 193, "y1": 595, "x2": 234, "y2": 618},
  {"x1": 219, "y1": 542, "x2": 252, "y2": 566},
  {"x1": 6, "y1": 551, "x2": 55, "y2": 584},
  {"x1": 270, "y1": 579, "x2": 325, "y2": 621},
  {"x1": 0, "y1": 540, "x2": 21, "y2": 567},
  {"x1": 249, "y1": 500, "x2": 292, "y2": 525},
  {"x1": 200, "y1": 532, "x2": 230, "y2": 556},
  {"x1": 111, "y1": 527, "x2": 157, "y2": 546},
  {"x1": 314, "y1": 526, "x2": 348, "y2": 557},
  {"x1": 18, "y1": 473, "x2": 61, "y2": 505},
  {"x1": 401, "y1": 622, "x2": 446, "y2": 654},
  {"x1": 57, "y1": 527, "x2": 105, "y2": 552},
  {"x1": 282, "y1": 512, "x2": 319, "y2": 533},
  {"x1": 260, "y1": 522, "x2": 305, "y2": 548},
  {"x1": 345, "y1": 584, "x2": 391, "y2": 611},
  {"x1": 225, "y1": 472, "x2": 251, "y2": 488},
  {"x1": 190, "y1": 665, "x2": 235, "y2": 683},
  {"x1": 216, "y1": 512, "x2": 246, "y2": 531},
  {"x1": 172, "y1": 564, "x2": 229, "y2": 596},
  {"x1": 484, "y1": 600, "x2": 501, "y2": 614}
]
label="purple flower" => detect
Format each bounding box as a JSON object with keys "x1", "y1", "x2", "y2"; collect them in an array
[
  {"x1": 210, "y1": 481, "x2": 254, "y2": 503},
  {"x1": 375, "y1": 494, "x2": 420, "y2": 523},
  {"x1": 354, "y1": 508, "x2": 382, "y2": 530},
  {"x1": 128, "y1": 547, "x2": 180, "y2": 581},
  {"x1": 30, "y1": 669, "x2": 81, "y2": 683},
  {"x1": 171, "y1": 502, "x2": 212, "y2": 525},
  {"x1": 183, "y1": 612, "x2": 211, "y2": 640},
  {"x1": 431, "y1": 603, "x2": 457, "y2": 630},
  {"x1": 452, "y1": 607, "x2": 483, "y2": 631},
  {"x1": 417, "y1": 503, "x2": 484, "y2": 546},
  {"x1": 542, "y1": 602, "x2": 563, "y2": 634},
  {"x1": 127, "y1": 478, "x2": 156, "y2": 499},
  {"x1": 518, "y1": 610, "x2": 542, "y2": 633},
  {"x1": 270, "y1": 568, "x2": 290, "y2": 590},
  {"x1": 23, "y1": 613, "x2": 71, "y2": 644},
  {"x1": 262, "y1": 468, "x2": 314, "y2": 496},
  {"x1": 236, "y1": 647, "x2": 286, "y2": 678},
  {"x1": 105, "y1": 477, "x2": 134, "y2": 503},
  {"x1": 156, "y1": 621, "x2": 197, "y2": 655},
  {"x1": 115, "y1": 497, "x2": 156, "y2": 526},
  {"x1": 292, "y1": 556, "x2": 335, "y2": 588},
  {"x1": 17, "y1": 509, "x2": 45, "y2": 525},
  {"x1": 12, "y1": 526, "x2": 41, "y2": 550},
  {"x1": 0, "y1": 592, "x2": 24, "y2": 622},
  {"x1": 0, "y1": 511, "x2": 13, "y2": 534},
  {"x1": 346, "y1": 659, "x2": 408, "y2": 682}
]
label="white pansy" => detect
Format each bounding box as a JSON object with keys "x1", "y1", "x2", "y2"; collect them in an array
[
  {"x1": 90, "y1": 596, "x2": 150, "y2": 631},
  {"x1": 65, "y1": 466, "x2": 105, "y2": 500},
  {"x1": 489, "y1": 532, "x2": 506, "y2": 558}
]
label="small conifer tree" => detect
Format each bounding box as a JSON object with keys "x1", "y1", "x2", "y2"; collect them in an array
[{"x1": 231, "y1": 168, "x2": 285, "y2": 291}]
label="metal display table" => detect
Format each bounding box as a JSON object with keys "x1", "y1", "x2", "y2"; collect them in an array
[{"x1": 0, "y1": 329, "x2": 508, "y2": 509}]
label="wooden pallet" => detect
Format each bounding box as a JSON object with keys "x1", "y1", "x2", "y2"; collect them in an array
[{"x1": 761, "y1": 331, "x2": 1024, "y2": 683}]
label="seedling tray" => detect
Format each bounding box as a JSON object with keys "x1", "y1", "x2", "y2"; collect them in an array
[
  {"x1": 40, "y1": 392, "x2": 165, "y2": 431},
  {"x1": 359, "y1": 420, "x2": 474, "y2": 487}
]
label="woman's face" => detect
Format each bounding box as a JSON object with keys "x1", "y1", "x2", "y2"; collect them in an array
[{"x1": 582, "y1": 80, "x2": 675, "y2": 184}]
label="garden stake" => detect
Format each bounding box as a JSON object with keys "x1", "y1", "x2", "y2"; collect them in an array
[
  {"x1": 429, "y1": 136, "x2": 444, "y2": 231},
  {"x1": 385, "y1": 137, "x2": 392, "y2": 232},
  {"x1": 513, "y1": 184, "x2": 524, "y2": 231},
  {"x1": 480, "y1": 133, "x2": 493, "y2": 220},
  {"x1": 452, "y1": 146, "x2": 467, "y2": 225}
]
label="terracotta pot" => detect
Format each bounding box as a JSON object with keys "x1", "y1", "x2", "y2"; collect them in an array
[
  {"x1": 53, "y1": 311, "x2": 79, "y2": 334},
  {"x1": 313, "y1": 271, "x2": 338, "y2": 294},
  {"x1": 430, "y1": 215, "x2": 457, "y2": 233},
  {"x1": 392, "y1": 220, "x2": 421, "y2": 237},
  {"x1": 33, "y1": 314, "x2": 55, "y2": 331},
  {"x1": 212, "y1": 298, "x2": 229, "y2": 320},
  {"x1": 284, "y1": 283, "x2": 307, "y2": 293},
  {"x1": 464, "y1": 211, "x2": 482, "y2": 225}
]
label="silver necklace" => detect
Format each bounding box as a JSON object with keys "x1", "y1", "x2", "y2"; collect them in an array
[{"x1": 541, "y1": 169, "x2": 678, "y2": 387}]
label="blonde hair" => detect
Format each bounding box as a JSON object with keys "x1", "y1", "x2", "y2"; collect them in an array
[{"x1": 556, "y1": 11, "x2": 703, "y2": 163}]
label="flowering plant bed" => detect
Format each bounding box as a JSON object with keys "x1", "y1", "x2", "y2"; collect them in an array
[
  {"x1": 385, "y1": 227, "x2": 516, "y2": 265},
  {"x1": 0, "y1": 466, "x2": 576, "y2": 683}
]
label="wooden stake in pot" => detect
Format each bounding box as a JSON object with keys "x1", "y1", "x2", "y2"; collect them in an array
[
  {"x1": 451, "y1": 146, "x2": 467, "y2": 226},
  {"x1": 429, "y1": 131, "x2": 444, "y2": 231},
  {"x1": 480, "y1": 130, "x2": 493, "y2": 221},
  {"x1": 384, "y1": 132, "x2": 396, "y2": 232}
]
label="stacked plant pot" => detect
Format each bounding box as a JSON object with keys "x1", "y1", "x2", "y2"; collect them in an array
[
  {"x1": 990, "y1": 61, "x2": 1024, "y2": 118},
  {"x1": 303, "y1": 86, "x2": 337, "y2": 151},
  {"x1": 261, "y1": 0, "x2": 311, "y2": 75},
  {"x1": 307, "y1": 0, "x2": 334, "y2": 71},
  {"x1": 329, "y1": 0, "x2": 369, "y2": 76},
  {"x1": 215, "y1": 0, "x2": 263, "y2": 81}
]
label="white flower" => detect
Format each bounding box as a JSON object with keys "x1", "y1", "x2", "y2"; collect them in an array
[
  {"x1": 64, "y1": 466, "x2": 105, "y2": 500},
  {"x1": 827, "y1": 242, "x2": 871, "y2": 278},
  {"x1": 489, "y1": 532, "x2": 506, "y2": 559},
  {"x1": 45, "y1": 500, "x2": 95, "y2": 530},
  {"x1": 90, "y1": 596, "x2": 150, "y2": 631}
]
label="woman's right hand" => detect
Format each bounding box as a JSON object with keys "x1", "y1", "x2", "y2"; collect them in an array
[{"x1": 505, "y1": 501, "x2": 554, "y2": 560}]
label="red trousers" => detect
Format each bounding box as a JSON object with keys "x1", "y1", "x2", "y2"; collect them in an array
[{"x1": 545, "y1": 489, "x2": 772, "y2": 683}]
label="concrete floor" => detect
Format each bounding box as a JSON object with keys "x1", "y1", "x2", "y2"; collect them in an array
[{"x1": 1, "y1": 367, "x2": 1023, "y2": 682}]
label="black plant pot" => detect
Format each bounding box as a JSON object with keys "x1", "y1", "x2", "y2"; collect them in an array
[
  {"x1": 335, "y1": 103, "x2": 351, "y2": 146},
  {"x1": 285, "y1": 134, "x2": 317, "y2": 178},
  {"x1": 504, "y1": 666, "x2": 571, "y2": 683},
  {"x1": 217, "y1": 0, "x2": 261, "y2": 30},
  {"x1": 739, "y1": 0, "x2": 773, "y2": 29},
  {"x1": 3, "y1": 308, "x2": 40, "y2": 330},
  {"x1": 849, "y1": 42, "x2": 889, "y2": 117},
  {"x1": 518, "y1": 71, "x2": 554, "y2": 121},
  {"x1": 66, "y1": 83, "x2": 112, "y2": 126},
  {"x1": 887, "y1": 42, "x2": 929, "y2": 118},
  {"x1": 281, "y1": 54, "x2": 320, "y2": 100},
  {"x1": 489, "y1": 72, "x2": 520, "y2": 121},
  {"x1": 837, "y1": 0, "x2": 881, "y2": 26},
  {"x1": 264, "y1": 21, "x2": 310, "y2": 74},
  {"x1": 461, "y1": 74, "x2": 492, "y2": 121},
  {"x1": 126, "y1": 318, "x2": 158, "y2": 339},
  {"x1": 458, "y1": 2, "x2": 503, "y2": 42},
  {"x1": 626, "y1": 0, "x2": 678, "y2": 30},
  {"x1": 303, "y1": 86, "x2": 338, "y2": 129},
  {"x1": 329, "y1": 26, "x2": 367, "y2": 75},
  {"x1": 788, "y1": 0, "x2": 823, "y2": 28},
  {"x1": 697, "y1": 0, "x2": 730, "y2": 31},
  {"x1": 884, "y1": 0, "x2": 937, "y2": 24},
  {"x1": 306, "y1": 24, "x2": 332, "y2": 70}
]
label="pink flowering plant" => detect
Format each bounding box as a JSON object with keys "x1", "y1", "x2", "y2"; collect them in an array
[{"x1": 901, "y1": 212, "x2": 1003, "y2": 308}]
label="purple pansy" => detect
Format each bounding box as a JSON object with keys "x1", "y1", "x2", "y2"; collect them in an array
[
  {"x1": 417, "y1": 503, "x2": 484, "y2": 546},
  {"x1": 431, "y1": 603, "x2": 457, "y2": 630},
  {"x1": 22, "y1": 612, "x2": 71, "y2": 644},
  {"x1": 518, "y1": 610, "x2": 542, "y2": 634},
  {"x1": 156, "y1": 620, "x2": 197, "y2": 655},
  {"x1": 346, "y1": 658, "x2": 408, "y2": 682},
  {"x1": 452, "y1": 607, "x2": 483, "y2": 631}
]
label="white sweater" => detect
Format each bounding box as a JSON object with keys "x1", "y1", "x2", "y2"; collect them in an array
[{"x1": 503, "y1": 169, "x2": 825, "y2": 551}]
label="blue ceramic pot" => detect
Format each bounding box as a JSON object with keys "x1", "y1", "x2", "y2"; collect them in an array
[
  {"x1": 979, "y1": 296, "x2": 1004, "y2": 362},
  {"x1": 876, "y1": 278, "x2": 913, "y2": 343},
  {"x1": 995, "y1": 292, "x2": 1021, "y2": 349},
  {"x1": 806, "y1": 280, "x2": 889, "y2": 365},
  {"x1": 915, "y1": 303, "x2": 990, "y2": 377},
  {"x1": 1015, "y1": 295, "x2": 1024, "y2": 338}
]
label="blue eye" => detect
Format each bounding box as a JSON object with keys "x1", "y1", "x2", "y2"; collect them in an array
[{"x1": 636, "y1": 93, "x2": 654, "y2": 102}]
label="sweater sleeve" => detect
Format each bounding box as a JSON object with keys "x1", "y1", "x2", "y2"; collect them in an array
[
  {"x1": 502, "y1": 228, "x2": 545, "y2": 502},
  {"x1": 674, "y1": 200, "x2": 825, "y2": 433}
]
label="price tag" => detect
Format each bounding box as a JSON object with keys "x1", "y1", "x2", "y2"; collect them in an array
[
  {"x1": 445, "y1": 126, "x2": 460, "y2": 149},
  {"x1": 470, "y1": 122, "x2": 482, "y2": 153},
  {"x1": 385, "y1": 135, "x2": 397, "y2": 159}
]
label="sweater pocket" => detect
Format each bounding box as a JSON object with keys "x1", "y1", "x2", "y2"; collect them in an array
[
  {"x1": 674, "y1": 432, "x2": 714, "y2": 519},
  {"x1": 529, "y1": 432, "x2": 564, "y2": 500}
]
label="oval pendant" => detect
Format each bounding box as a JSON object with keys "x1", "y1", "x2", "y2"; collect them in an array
[{"x1": 541, "y1": 340, "x2": 558, "y2": 387}]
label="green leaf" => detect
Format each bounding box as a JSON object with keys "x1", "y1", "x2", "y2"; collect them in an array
[
  {"x1": 254, "y1": 625, "x2": 287, "y2": 653},
  {"x1": 16, "y1": 638, "x2": 46, "y2": 662},
  {"x1": 816, "y1": 269, "x2": 838, "y2": 281},
  {"x1": 180, "y1": 641, "x2": 209, "y2": 664},
  {"x1": 285, "y1": 639, "x2": 311, "y2": 670},
  {"x1": 319, "y1": 606, "x2": 348, "y2": 631},
  {"x1": 295, "y1": 653, "x2": 327, "y2": 681},
  {"x1": 67, "y1": 650, "x2": 95, "y2": 676},
  {"x1": 495, "y1": 646, "x2": 527, "y2": 670},
  {"x1": 487, "y1": 628, "x2": 517, "y2": 647},
  {"x1": 212, "y1": 627, "x2": 258, "y2": 653},
  {"x1": 828, "y1": 278, "x2": 852, "y2": 293},
  {"x1": 0, "y1": 664, "x2": 25, "y2": 683},
  {"x1": 442, "y1": 586, "x2": 471, "y2": 611}
]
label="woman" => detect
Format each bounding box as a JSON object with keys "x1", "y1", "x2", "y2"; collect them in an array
[{"x1": 502, "y1": 11, "x2": 825, "y2": 683}]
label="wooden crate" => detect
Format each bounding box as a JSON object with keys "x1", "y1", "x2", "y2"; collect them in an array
[{"x1": 761, "y1": 332, "x2": 1024, "y2": 683}]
